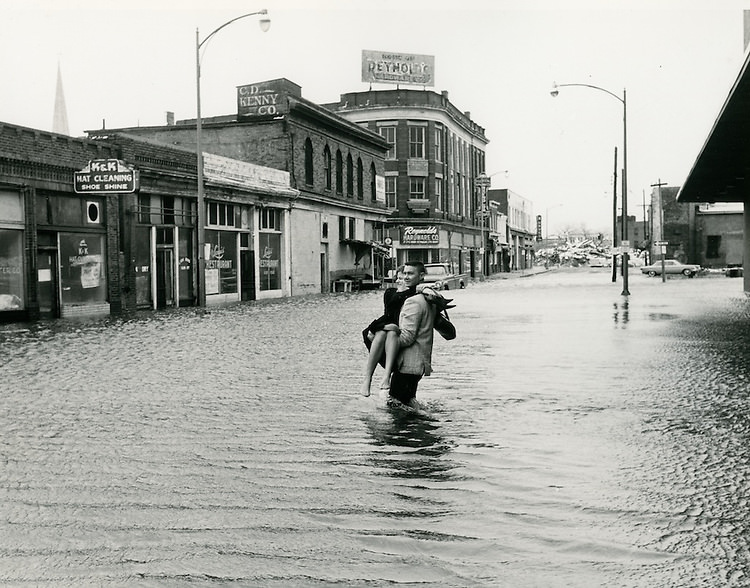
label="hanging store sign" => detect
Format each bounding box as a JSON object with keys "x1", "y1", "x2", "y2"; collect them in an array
[
  {"x1": 401, "y1": 225, "x2": 439, "y2": 245},
  {"x1": 74, "y1": 159, "x2": 138, "y2": 194},
  {"x1": 361, "y1": 50, "x2": 434, "y2": 87}
]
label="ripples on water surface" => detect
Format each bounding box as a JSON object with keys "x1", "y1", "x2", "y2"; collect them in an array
[{"x1": 1, "y1": 270, "x2": 750, "y2": 586}]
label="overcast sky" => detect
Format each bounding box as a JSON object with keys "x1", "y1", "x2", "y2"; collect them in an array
[{"x1": 2, "y1": 0, "x2": 747, "y2": 234}]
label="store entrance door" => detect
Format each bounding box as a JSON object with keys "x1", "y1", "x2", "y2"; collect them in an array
[
  {"x1": 320, "y1": 245, "x2": 329, "y2": 293},
  {"x1": 156, "y1": 248, "x2": 175, "y2": 309},
  {"x1": 240, "y1": 249, "x2": 255, "y2": 301},
  {"x1": 36, "y1": 248, "x2": 59, "y2": 319}
]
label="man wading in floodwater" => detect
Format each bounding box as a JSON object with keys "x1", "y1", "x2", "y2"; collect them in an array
[{"x1": 385, "y1": 261, "x2": 438, "y2": 409}]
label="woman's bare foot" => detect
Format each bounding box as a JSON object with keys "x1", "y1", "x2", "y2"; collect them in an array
[{"x1": 360, "y1": 382, "x2": 372, "y2": 397}]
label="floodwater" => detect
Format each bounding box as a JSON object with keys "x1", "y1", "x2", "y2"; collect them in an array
[{"x1": 1, "y1": 269, "x2": 750, "y2": 587}]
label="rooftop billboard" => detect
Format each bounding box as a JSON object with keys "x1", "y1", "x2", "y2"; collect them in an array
[{"x1": 361, "y1": 50, "x2": 434, "y2": 87}]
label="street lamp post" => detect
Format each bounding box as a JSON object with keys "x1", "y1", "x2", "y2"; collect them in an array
[
  {"x1": 195, "y1": 10, "x2": 270, "y2": 307},
  {"x1": 551, "y1": 82, "x2": 630, "y2": 295}
]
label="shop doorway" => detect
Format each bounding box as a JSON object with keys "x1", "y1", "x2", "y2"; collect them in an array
[
  {"x1": 320, "y1": 247, "x2": 329, "y2": 293},
  {"x1": 156, "y1": 248, "x2": 175, "y2": 309},
  {"x1": 240, "y1": 249, "x2": 256, "y2": 301},
  {"x1": 469, "y1": 250, "x2": 477, "y2": 278},
  {"x1": 36, "y1": 247, "x2": 59, "y2": 319}
]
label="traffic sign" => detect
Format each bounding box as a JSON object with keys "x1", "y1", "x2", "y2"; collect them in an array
[{"x1": 654, "y1": 240, "x2": 668, "y2": 246}]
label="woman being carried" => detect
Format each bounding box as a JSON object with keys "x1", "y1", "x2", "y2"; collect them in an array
[{"x1": 359, "y1": 267, "x2": 453, "y2": 397}]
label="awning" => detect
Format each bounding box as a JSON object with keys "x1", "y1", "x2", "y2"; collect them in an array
[
  {"x1": 341, "y1": 239, "x2": 392, "y2": 263},
  {"x1": 678, "y1": 49, "x2": 750, "y2": 203}
]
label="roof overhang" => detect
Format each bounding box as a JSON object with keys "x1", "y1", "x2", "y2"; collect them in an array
[
  {"x1": 341, "y1": 238, "x2": 391, "y2": 259},
  {"x1": 678, "y1": 50, "x2": 750, "y2": 204}
]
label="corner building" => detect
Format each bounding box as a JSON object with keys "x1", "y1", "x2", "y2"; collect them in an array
[{"x1": 324, "y1": 89, "x2": 488, "y2": 276}]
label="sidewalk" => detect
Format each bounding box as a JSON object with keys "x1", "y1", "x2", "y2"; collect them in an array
[{"x1": 483, "y1": 266, "x2": 550, "y2": 280}]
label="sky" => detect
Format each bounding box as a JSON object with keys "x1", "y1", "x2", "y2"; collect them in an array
[{"x1": 2, "y1": 0, "x2": 748, "y2": 235}]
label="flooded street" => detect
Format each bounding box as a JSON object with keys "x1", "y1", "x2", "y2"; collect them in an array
[{"x1": 1, "y1": 269, "x2": 750, "y2": 587}]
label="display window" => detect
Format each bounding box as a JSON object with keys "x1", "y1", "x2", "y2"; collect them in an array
[
  {"x1": 178, "y1": 229, "x2": 194, "y2": 304},
  {"x1": 205, "y1": 230, "x2": 237, "y2": 295},
  {"x1": 59, "y1": 233, "x2": 107, "y2": 305},
  {"x1": 259, "y1": 232, "x2": 281, "y2": 291},
  {"x1": 0, "y1": 229, "x2": 24, "y2": 311},
  {"x1": 133, "y1": 226, "x2": 152, "y2": 307}
]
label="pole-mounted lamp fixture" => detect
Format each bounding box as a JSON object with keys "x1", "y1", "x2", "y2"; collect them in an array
[
  {"x1": 195, "y1": 10, "x2": 270, "y2": 307},
  {"x1": 550, "y1": 82, "x2": 630, "y2": 295}
]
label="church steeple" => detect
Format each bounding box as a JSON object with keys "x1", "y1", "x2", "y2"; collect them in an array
[{"x1": 52, "y1": 61, "x2": 69, "y2": 135}]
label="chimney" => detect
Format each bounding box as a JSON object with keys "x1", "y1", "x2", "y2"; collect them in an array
[{"x1": 166, "y1": 111, "x2": 175, "y2": 126}]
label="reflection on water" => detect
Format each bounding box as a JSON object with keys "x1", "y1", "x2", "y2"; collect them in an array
[
  {"x1": 363, "y1": 408, "x2": 455, "y2": 481},
  {"x1": 1, "y1": 272, "x2": 750, "y2": 586},
  {"x1": 613, "y1": 299, "x2": 629, "y2": 326}
]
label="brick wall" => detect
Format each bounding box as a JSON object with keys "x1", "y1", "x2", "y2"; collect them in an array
[{"x1": 0, "y1": 123, "x2": 118, "y2": 174}]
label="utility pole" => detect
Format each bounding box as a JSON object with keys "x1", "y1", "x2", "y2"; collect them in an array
[
  {"x1": 651, "y1": 180, "x2": 668, "y2": 282},
  {"x1": 611, "y1": 146, "x2": 618, "y2": 283},
  {"x1": 642, "y1": 189, "x2": 648, "y2": 265}
]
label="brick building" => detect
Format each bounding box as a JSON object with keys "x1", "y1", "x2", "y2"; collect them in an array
[
  {"x1": 322, "y1": 88, "x2": 488, "y2": 277},
  {"x1": 101, "y1": 78, "x2": 392, "y2": 295},
  {"x1": 92, "y1": 132, "x2": 297, "y2": 309},
  {"x1": 0, "y1": 120, "x2": 300, "y2": 323},
  {"x1": 0, "y1": 122, "x2": 120, "y2": 322}
]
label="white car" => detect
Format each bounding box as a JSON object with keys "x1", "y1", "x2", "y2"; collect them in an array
[
  {"x1": 640, "y1": 259, "x2": 702, "y2": 277},
  {"x1": 422, "y1": 263, "x2": 467, "y2": 290}
]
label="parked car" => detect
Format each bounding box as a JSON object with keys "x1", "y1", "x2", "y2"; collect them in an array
[
  {"x1": 588, "y1": 257, "x2": 611, "y2": 268},
  {"x1": 725, "y1": 264, "x2": 744, "y2": 278},
  {"x1": 422, "y1": 263, "x2": 467, "y2": 290},
  {"x1": 640, "y1": 259, "x2": 702, "y2": 277}
]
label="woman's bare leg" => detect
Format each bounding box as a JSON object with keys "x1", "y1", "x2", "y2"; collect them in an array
[
  {"x1": 360, "y1": 330, "x2": 386, "y2": 396},
  {"x1": 379, "y1": 330, "x2": 401, "y2": 390}
]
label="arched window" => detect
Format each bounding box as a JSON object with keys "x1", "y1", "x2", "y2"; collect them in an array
[
  {"x1": 304, "y1": 138, "x2": 314, "y2": 186},
  {"x1": 335, "y1": 150, "x2": 343, "y2": 194},
  {"x1": 346, "y1": 154, "x2": 354, "y2": 197},
  {"x1": 323, "y1": 145, "x2": 332, "y2": 190},
  {"x1": 356, "y1": 158, "x2": 363, "y2": 200},
  {"x1": 370, "y1": 162, "x2": 377, "y2": 202}
]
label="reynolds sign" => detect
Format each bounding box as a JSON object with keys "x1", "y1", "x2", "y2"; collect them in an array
[
  {"x1": 362, "y1": 50, "x2": 434, "y2": 87},
  {"x1": 401, "y1": 225, "x2": 439, "y2": 245}
]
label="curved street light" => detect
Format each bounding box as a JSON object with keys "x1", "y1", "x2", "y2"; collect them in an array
[
  {"x1": 550, "y1": 82, "x2": 630, "y2": 295},
  {"x1": 195, "y1": 10, "x2": 270, "y2": 307}
]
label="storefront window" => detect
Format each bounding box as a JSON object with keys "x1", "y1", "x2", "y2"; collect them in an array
[
  {"x1": 204, "y1": 230, "x2": 237, "y2": 295},
  {"x1": 0, "y1": 191, "x2": 24, "y2": 222},
  {"x1": 259, "y1": 232, "x2": 281, "y2": 291},
  {"x1": 59, "y1": 233, "x2": 107, "y2": 305},
  {"x1": 0, "y1": 229, "x2": 24, "y2": 311},
  {"x1": 133, "y1": 226, "x2": 152, "y2": 307},
  {"x1": 178, "y1": 229, "x2": 194, "y2": 304}
]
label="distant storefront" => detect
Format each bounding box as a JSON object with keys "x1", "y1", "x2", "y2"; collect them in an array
[
  {"x1": 0, "y1": 191, "x2": 25, "y2": 314},
  {"x1": 36, "y1": 192, "x2": 112, "y2": 318}
]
